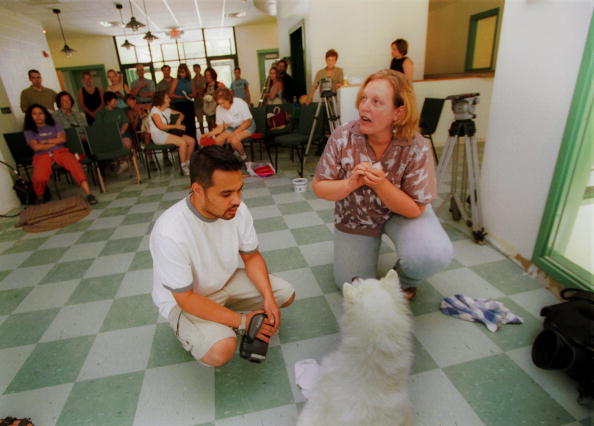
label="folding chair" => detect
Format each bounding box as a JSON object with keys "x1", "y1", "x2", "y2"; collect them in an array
[
  {"x1": 64, "y1": 127, "x2": 97, "y2": 187},
  {"x1": 86, "y1": 123, "x2": 142, "y2": 192},
  {"x1": 419, "y1": 98, "x2": 445, "y2": 164},
  {"x1": 4, "y1": 132, "x2": 33, "y2": 180},
  {"x1": 273, "y1": 103, "x2": 325, "y2": 176},
  {"x1": 243, "y1": 106, "x2": 274, "y2": 164}
]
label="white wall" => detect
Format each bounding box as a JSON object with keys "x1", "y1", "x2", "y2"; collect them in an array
[
  {"x1": 47, "y1": 36, "x2": 120, "y2": 71},
  {"x1": 0, "y1": 7, "x2": 60, "y2": 214},
  {"x1": 235, "y1": 22, "x2": 279, "y2": 100},
  {"x1": 277, "y1": 0, "x2": 429, "y2": 93},
  {"x1": 481, "y1": 0, "x2": 593, "y2": 260}
]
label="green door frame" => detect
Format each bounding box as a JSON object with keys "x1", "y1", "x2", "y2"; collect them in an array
[
  {"x1": 257, "y1": 49, "x2": 279, "y2": 88},
  {"x1": 56, "y1": 64, "x2": 108, "y2": 89},
  {"x1": 465, "y1": 8, "x2": 500, "y2": 72},
  {"x1": 532, "y1": 19, "x2": 594, "y2": 290}
]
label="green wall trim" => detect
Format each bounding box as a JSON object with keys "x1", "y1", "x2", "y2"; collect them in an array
[
  {"x1": 532, "y1": 17, "x2": 594, "y2": 291},
  {"x1": 465, "y1": 8, "x2": 500, "y2": 72}
]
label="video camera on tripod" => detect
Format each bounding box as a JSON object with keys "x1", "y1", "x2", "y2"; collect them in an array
[
  {"x1": 318, "y1": 77, "x2": 335, "y2": 98},
  {"x1": 445, "y1": 93, "x2": 480, "y2": 121}
]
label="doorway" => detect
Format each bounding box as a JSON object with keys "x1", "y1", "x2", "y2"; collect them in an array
[
  {"x1": 56, "y1": 65, "x2": 107, "y2": 99},
  {"x1": 290, "y1": 24, "x2": 306, "y2": 99}
]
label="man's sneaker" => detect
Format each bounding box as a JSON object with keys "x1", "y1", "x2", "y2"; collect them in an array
[
  {"x1": 240, "y1": 152, "x2": 248, "y2": 161},
  {"x1": 182, "y1": 164, "x2": 190, "y2": 176},
  {"x1": 86, "y1": 194, "x2": 98, "y2": 205}
]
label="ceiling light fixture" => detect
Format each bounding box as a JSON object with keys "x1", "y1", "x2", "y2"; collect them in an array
[
  {"x1": 52, "y1": 9, "x2": 76, "y2": 57},
  {"x1": 141, "y1": 0, "x2": 158, "y2": 42},
  {"x1": 116, "y1": 3, "x2": 135, "y2": 50},
  {"x1": 125, "y1": 0, "x2": 145, "y2": 31}
]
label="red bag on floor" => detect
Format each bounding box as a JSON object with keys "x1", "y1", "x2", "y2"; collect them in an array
[{"x1": 200, "y1": 136, "x2": 217, "y2": 147}]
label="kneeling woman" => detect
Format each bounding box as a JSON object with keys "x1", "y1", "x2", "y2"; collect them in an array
[
  {"x1": 312, "y1": 70, "x2": 452, "y2": 300},
  {"x1": 149, "y1": 91, "x2": 196, "y2": 176},
  {"x1": 24, "y1": 104, "x2": 97, "y2": 205},
  {"x1": 204, "y1": 87, "x2": 255, "y2": 161}
]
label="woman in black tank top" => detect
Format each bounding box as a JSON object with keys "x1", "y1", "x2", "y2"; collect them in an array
[
  {"x1": 77, "y1": 72, "x2": 104, "y2": 125},
  {"x1": 390, "y1": 39, "x2": 414, "y2": 81}
]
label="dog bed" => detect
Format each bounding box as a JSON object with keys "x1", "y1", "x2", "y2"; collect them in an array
[{"x1": 15, "y1": 195, "x2": 91, "y2": 233}]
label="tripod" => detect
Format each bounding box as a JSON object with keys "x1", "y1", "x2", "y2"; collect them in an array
[
  {"x1": 435, "y1": 118, "x2": 486, "y2": 243},
  {"x1": 302, "y1": 91, "x2": 341, "y2": 175}
]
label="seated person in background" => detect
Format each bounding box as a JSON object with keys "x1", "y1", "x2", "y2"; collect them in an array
[
  {"x1": 20, "y1": 69, "x2": 57, "y2": 113},
  {"x1": 204, "y1": 87, "x2": 255, "y2": 161},
  {"x1": 149, "y1": 91, "x2": 196, "y2": 176},
  {"x1": 306, "y1": 49, "x2": 344, "y2": 104},
  {"x1": 150, "y1": 146, "x2": 295, "y2": 367},
  {"x1": 125, "y1": 94, "x2": 157, "y2": 170},
  {"x1": 390, "y1": 38, "x2": 414, "y2": 82},
  {"x1": 312, "y1": 70, "x2": 452, "y2": 300},
  {"x1": 23, "y1": 104, "x2": 97, "y2": 205},
  {"x1": 52, "y1": 91, "x2": 88, "y2": 146},
  {"x1": 95, "y1": 91, "x2": 133, "y2": 174},
  {"x1": 230, "y1": 67, "x2": 251, "y2": 105}
]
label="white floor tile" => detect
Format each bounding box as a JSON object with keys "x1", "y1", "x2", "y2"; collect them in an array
[
  {"x1": 276, "y1": 268, "x2": 323, "y2": 300},
  {"x1": 40, "y1": 232, "x2": 84, "y2": 249},
  {"x1": 428, "y1": 267, "x2": 505, "y2": 299},
  {"x1": 452, "y1": 239, "x2": 505, "y2": 266},
  {"x1": 40, "y1": 300, "x2": 112, "y2": 342},
  {"x1": 87, "y1": 215, "x2": 125, "y2": 230},
  {"x1": 0, "y1": 264, "x2": 54, "y2": 289},
  {"x1": 409, "y1": 369, "x2": 485, "y2": 426},
  {"x1": 0, "y1": 345, "x2": 35, "y2": 394},
  {"x1": 84, "y1": 253, "x2": 135, "y2": 278},
  {"x1": 133, "y1": 361, "x2": 215, "y2": 426},
  {"x1": 77, "y1": 324, "x2": 155, "y2": 381},
  {"x1": 60, "y1": 241, "x2": 107, "y2": 262},
  {"x1": 0, "y1": 383, "x2": 73, "y2": 426},
  {"x1": 216, "y1": 404, "x2": 299, "y2": 426},
  {"x1": 299, "y1": 241, "x2": 333, "y2": 267},
  {"x1": 249, "y1": 205, "x2": 282, "y2": 220},
  {"x1": 259, "y1": 230, "x2": 298, "y2": 252},
  {"x1": 116, "y1": 269, "x2": 153, "y2": 298},
  {"x1": 109, "y1": 223, "x2": 151, "y2": 240},
  {"x1": 0, "y1": 252, "x2": 32, "y2": 272},
  {"x1": 413, "y1": 312, "x2": 502, "y2": 367},
  {"x1": 510, "y1": 287, "x2": 560, "y2": 320},
  {"x1": 13, "y1": 280, "x2": 78, "y2": 314},
  {"x1": 283, "y1": 212, "x2": 324, "y2": 229},
  {"x1": 273, "y1": 192, "x2": 306, "y2": 204}
]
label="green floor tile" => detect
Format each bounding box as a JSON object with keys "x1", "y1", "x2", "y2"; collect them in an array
[
  {"x1": 269, "y1": 184, "x2": 294, "y2": 194},
  {"x1": 56, "y1": 371, "x2": 144, "y2": 426},
  {"x1": 56, "y1": 220, "x2": 92, "y2": 234},
  {"x1": 278, "y1": 201, "x2": 313, "y2": 215},
  {"x1": 215, "y1": 346, "x2": 293, "y2": 419},
  {"x1": 147, "y1": 322, "x2": 195, "y2": 368},
  {"x1": 0, "y1": 308, "x2": 59, "y2": 349},
  {"x1": 138, "y1": 194, "x2": 164, "y2": 203},
  {"x1": 261, "y1": 247, "x2": 308, "y2": 273},
  {"x1": 443, "y1": 223, "x2": 469, "y2": 242},
  {"x1": 100, "y1": 294, "x2": 158, "y2": 332},
  {"x1": 470, "y1": 260, "x2": 542, "y2": 295},
  {"x1": 41, "y1": 259, "x2": 94, "y2": 284},
  {"x1": 444, "y1": 258, "x2": 465, "y2": 271},
  {"x1": 478, "y1": 297, "x2": 542, "y2": 351},
  {"x1": 410, "y1": 281, "x2": 443, "y2": 316},
  {"x1": 317, "y1": 208, "x2": 334, "y2": 223},
  {"x1": 100, "y1": 237, "x2": 142, "y2": 256},
  {"x1": 0, "y1": 287, "x2": 33, "y2": 315},
  {"x1": 3, "y1": 237, "x2": 49, "y2": 254},
  {"x1": 129, "y1": 250, "x2": 153, "y2": 271},
  {"x1": 5, "y1": 335, "x2": 95, "y2": 394},
  {"x1": 244, "y1": 195, "x2": 275, "y2": 208},
  {"x1": 67, "y1": 273, "x2": 125, "y2": 304},
  {"x1": 311, "y1": 264, "x2": 339, "y2": 294},
  {"x1": 117, "y1": 190, "x2": 143, "y2": 199},
  {"x1": 100, "y1": 206, "x2": 132, "y2": 218},
  {"x1": 279, "y1": 296, "x2": 338, "y2": 344},
  {"x1": 411, "y1": 336, "x2": 438, "y2": 374},
  {"x1": 122, "y1": 212, "x2": 155, "y2": 226},
  {"x1": 0, "y1": 230, "x2": 23, "y2": 242},
  {"x1": 159, "y1": 199, "x2": 178, "y2": 210},
  {"x1": 291, "y1": 225, "x2": 334, "y2": 245},
  {"x1": 254, "y1": 217, "x2": 287, "y2": 233},
  {"x1": 0, "y1": 269, "x2": 11, "y2": 282},
  {"x1": 444, "y1": 354, "x2": 574, "y2": 426},
  {"x1": 19, "y1": 247, "x2": 69, "y2": 268},
  {"x1": 76, "y1": 228, "x2": 116, "y2": 244}
]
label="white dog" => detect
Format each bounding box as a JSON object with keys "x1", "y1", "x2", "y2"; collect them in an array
[{"x1": 297, "y1": 269, "x2": 413, "y2": 426}]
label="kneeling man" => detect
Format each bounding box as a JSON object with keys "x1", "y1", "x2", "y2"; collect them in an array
[{"x1": 150, "y1": 146, "x2": 295, "y2": 367}]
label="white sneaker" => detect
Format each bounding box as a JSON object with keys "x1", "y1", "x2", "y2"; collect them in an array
[{"x1": 182, "y1": 164, "x2": 190, "y2": 176}]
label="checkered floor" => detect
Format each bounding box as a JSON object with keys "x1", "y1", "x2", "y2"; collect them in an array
[{"x1": 0, "y1": 153, "x2": 591, "y2": 426}]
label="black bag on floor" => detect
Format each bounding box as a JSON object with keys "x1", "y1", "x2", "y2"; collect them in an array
[
  {"x1": 532, "y1": 288, "x2": 594, "y2": 404},
  {"x1": 1, "y1": 160, "x2": 50, "y2": 206}
]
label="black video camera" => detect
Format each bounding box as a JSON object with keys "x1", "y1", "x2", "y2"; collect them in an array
[{"x1": 239, "y1": 313, "x2": 269, "y2": 363}]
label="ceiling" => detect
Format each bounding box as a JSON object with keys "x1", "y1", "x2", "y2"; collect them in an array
[{"x1": 2, "y1": 0, "x2": 276, "y2": 40}]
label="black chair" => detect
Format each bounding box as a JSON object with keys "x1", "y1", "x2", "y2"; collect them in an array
[
  {"x1": 273, "y1": 103, "x2": 325, "y2": 176},
  {"x1": 4, "y1": 132, "x2": 33, "y2": 180},
  {"x1": 265, "y1": 103, "x2": 295, "y2": 139},
  {"x1": 64, "y1": 127, "x2": 97, "y2": 187},
  {"x1": 419, "y1": 98, "x2": 445, "y2": 164},
  {"x1": 243, "y1": 106, "x2": 274, "y2": 164}
]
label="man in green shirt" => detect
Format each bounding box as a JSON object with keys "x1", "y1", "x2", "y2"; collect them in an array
[
  {"x1": 20, "y1": 69, "x2": 58, "y2": 112},
  {"x1": 156, "y1": 64, "x2": 174, "y2": 93},
  {"x1": 95, "y1": 91, "x2": 132, "y2": 174}
]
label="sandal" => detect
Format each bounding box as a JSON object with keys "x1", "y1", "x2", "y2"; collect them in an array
[
  {"x1": 0, "y1": 417, "x2": 34, "y2": 426},
  {"x1": 402, "y1": 287, "x2": 417, "y2": 301}
]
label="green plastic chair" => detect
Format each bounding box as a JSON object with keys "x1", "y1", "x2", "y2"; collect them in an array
[
  {"x1": 86, "y1": 123, "x2": 142, "y2": 192},
  {"x1": 64, "y1": 127, "x2": 97, "y2": 186},
  {"x1": 141, "y1": 143, "x2": 180, "y2": 178}
]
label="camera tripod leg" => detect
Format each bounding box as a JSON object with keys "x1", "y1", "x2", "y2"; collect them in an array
[
  {"x1": 463, "y1": 134, "x2": 486, "y2": 244},
  {"x1": 301, "y1": 102, "x2": 325, "y2": 177}
]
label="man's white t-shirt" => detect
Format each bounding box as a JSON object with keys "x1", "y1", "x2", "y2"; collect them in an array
[
  {"x1": 150, "y1": 196, "x2": 258, "y2": 319},
  {"x1": 215, "y1": 97, "x2": 252, "y2": 128}
]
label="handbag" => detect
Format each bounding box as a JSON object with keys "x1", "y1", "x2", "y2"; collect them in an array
[
  {"x1": 158, "y1": 111, "x2": 185, "y2": 136},
  {"x1": 266, "y1": 106, "x2": 289, "y2": 130}
]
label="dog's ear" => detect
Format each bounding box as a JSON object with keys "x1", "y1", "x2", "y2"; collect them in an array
[
  {"x1": 380, "y1": 269, "x2": 400, "y2": 294},
  {"x1": 342, "y1": 282, "x2": 356, "y2": 303}
]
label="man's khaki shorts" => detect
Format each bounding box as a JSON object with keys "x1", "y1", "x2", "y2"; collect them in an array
[{"x1": 167, "y1": 269, "x2": 294, "y2": 362}]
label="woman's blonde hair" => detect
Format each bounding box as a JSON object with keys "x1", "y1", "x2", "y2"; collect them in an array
[{"x1": 355, "y1": 69, "x2": 419, "y2": 141}]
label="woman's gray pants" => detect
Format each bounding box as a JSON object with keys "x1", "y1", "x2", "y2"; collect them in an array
[{"x1": 333, "y1": 205, "x2": 453, "y2": 290}]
